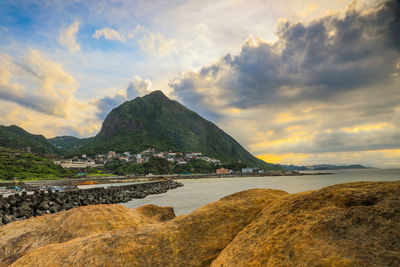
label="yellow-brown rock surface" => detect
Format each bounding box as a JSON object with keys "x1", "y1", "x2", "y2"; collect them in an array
[
  {"x1": 0, "y1": 204, "x2": 175, "y2": 266},
  {"x1": 2, "y1": 181, "x2": 399, "y2": 266},
  {"x1": 10, "y1": 189, "x2": 287, "y2": 266},
  {"x1": 212, "y1": 181, "x2": 400, "y2": 266}
]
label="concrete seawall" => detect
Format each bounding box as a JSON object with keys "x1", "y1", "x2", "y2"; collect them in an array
[{"x1": 0, "y1": 180, "x2": 183, "y2": 226}]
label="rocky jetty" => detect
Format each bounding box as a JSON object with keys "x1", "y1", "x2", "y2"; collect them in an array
[
  {"x1": 0, "y1": 180, "x2": 183, "y2": 225},
  {"x1": 1, "y1": 181, "x2": 399, "y2": 266}
]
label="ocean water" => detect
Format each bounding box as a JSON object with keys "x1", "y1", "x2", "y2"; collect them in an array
[{"x1": 122, "y1": 168, "x2": 400, "y2": 215}]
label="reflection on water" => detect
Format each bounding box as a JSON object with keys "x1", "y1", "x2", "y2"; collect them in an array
[{"x1": 122, "y1": 169, "x2": 400, "y2": 215}]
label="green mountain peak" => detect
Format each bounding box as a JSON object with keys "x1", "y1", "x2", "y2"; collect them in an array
[{"x1": 79, "y1": 91, "x2": 280, "y2": 170}]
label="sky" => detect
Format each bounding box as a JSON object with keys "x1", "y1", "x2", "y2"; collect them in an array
[{"x1": 0, "y1": 0, "x2": 399, "y2": 168}]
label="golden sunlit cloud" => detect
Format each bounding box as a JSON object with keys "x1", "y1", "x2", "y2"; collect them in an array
[
  {"x1": 257, "y1": 149, "x2": 400, "y2": 167},
  {"x1": 341, "y1": 123, "x2": 394, "y2": 133},
  {"x1": 0, "y1": 49, "x2": 79, "y2": 118},
  {"x1": 298, "y1": 3, "x2": 319, "y2": 17}
]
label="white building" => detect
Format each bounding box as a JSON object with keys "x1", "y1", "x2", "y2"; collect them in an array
[
  {"x1": 242, "y1": 168, "x2": 253, "y2": 173},
  {"x1": 56, "y1": 160, "x2": 104, "y2": 169}
]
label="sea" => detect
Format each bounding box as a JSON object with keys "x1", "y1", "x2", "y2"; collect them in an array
[{"x1": 122, "y1": 168, "x2": 400, "y2": 215}]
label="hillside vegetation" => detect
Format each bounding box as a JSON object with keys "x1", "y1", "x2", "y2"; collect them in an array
[
  {"x1": 0, "y1": 125, "x2": 58, "y2": 155},
  {"x1": 48, "y1": 136, "x2": 93, "y2": 153},
  {"x1": 0, "y1": 147, "x2": 74, "y2": 181}
]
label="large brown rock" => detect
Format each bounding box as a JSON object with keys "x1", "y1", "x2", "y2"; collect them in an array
[
  {"x1": 212, "y1": 181, "x2": 400, "y2": 266},
  {"x1": 3, "y1": 181, "x2": 400, "y2": 266},
  {"x1": 0, "y1": 204, "x2": 175, "y2": 266},
  {"x1": 11, "y1": 189, "x2": 286, "y2": 267}
]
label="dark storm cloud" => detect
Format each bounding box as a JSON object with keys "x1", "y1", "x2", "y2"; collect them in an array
[
  {"x1": 94, "y1": 94, "x2": 126, "y2": 120},
  {"x1": 0, "y1": 87, "x2": 61, "y2": 116},
  {"x1": 170, "y1": 0, "x2": 400, "y2": 111},
  {"x1": 94, "y1": 76, "x2": 151, "y2": 119}
]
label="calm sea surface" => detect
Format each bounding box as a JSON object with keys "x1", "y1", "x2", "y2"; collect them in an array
[{"x1": 122, "y1": 169, "x2": 400, "y2": 215}]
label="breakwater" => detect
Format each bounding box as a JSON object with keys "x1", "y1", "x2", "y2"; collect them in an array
[{"x1": 0, "y1": 180, "x2": 183, "y2": 225}]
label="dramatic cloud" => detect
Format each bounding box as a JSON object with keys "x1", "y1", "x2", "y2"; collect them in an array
[
  {"x1": 0, "y1": 50, "x2": 99, "y2": 138},
  {"x1": 170, "y1": 0, "x2": 400, "y2": 164},
  {"x1": 58, "y1": 21, "x2": 81, "y2": 53},
  {"x1": 1, "y1": 0, "x2": 399, "y2": 166},
  {"x1": 0, "y1": 49, "x2": 78, "y2": 117},
  {"x1": 93, "y1": 28, "x2": 126, "y2": 42},
  {"x1": 95, "y1": 76, "x2": 152, "y2": 119},
  {"x1": 172, "y1": 0, "x2": 399, "y2": 110}
]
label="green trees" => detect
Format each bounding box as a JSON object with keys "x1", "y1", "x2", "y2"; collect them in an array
[
  {"x1": 0, "y1": 147, "x2": 75, "y2": 181},
  {"x1": 224, "y1": 161, "x2": 247, "y2": 171},
  {"x1": 104, "y1": 157, "x2": 218, "y2": 175}
]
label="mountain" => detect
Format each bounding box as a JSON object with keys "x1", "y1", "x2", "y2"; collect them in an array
[
  {"x1": 0, "y1": 125, "x2": 58, "y2": 155},
  {"x1": 282, "y1": 164, "x2": 369, "y2": 171},
  {"x1": 78, "y1": 90, "x2": 280, "y2": 170},
  {"x1": 48, "y1": 136, "x2": 94, "y2": 152},
  {"x1": 280, "y1": 164, "x2": 309, "y2": 171},
  {"x1": 307, "y1": 164, "x2": 369, "y2": 170}
]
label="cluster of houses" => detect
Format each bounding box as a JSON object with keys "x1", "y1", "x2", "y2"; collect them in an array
[
  {"x1": 215, "y1": 167, "x2": 264, "y2": 174},
  {"x1": 54, "y1": 148, "x2": 221, "y2": 169},
  {"x1": 53, "y1": 148, "x2": 265, "y2": 175}
]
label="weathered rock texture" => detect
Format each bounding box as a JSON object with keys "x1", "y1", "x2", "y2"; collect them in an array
[
  {"x1": 2, "y1": 181, "x2": 399, "y2": 266},
  {"x1": 0, "y1": 204, "x2": 175, "y2": 266},
  {"x1": 211, "y1": 181, "x2": 400, "y2": 266}
]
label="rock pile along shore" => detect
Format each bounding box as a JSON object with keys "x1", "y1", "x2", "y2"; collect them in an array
[{"x1": 0, "y1": 180, "x2": 183, "y2": 225}]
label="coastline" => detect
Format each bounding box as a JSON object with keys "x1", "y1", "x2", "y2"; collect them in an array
[
  {"x1": 2, "y1": 180, "x2": 400, "y2": 266},
  {"x1": 0, "y1": 170, "x2": 332, "y2": 188}
]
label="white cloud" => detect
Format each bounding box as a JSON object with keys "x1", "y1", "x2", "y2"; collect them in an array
[
  {"x1": 0, "y1": 49, "x2": 78, "y2": 118},
  {"x1": 127, "y1": 76, "x2": 152, "y2": 97},
  {"x1": 93, "y1": 28, "x2": 126, "y2": 42},
  {"x1": 58, "y1": 21, "x2": 81, "y2": 53},
  {"x1": 91, "y1": 25, "x2": 176, "y2": 57},
  {"x1": 138, "y1": 31, "x2": 178, "y2": 57},
  {"x1": 127, "y1": 25, "x2": 145, "y2": 39}
]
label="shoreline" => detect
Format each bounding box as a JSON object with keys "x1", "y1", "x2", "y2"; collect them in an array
[
  {"x1": 0, "y1": 171, "x2": 331, "y2": 188},
  {"x1": 0, "y1": 179, "x2": 183, "y2": 225}
]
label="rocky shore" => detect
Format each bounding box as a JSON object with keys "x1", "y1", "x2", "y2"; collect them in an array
[
  {"x1": 1, "y1": 180, "x2": 399, "y2": 266},
  {"x1": 0, "y1": 179, "x2": 183, "y2": 226}
]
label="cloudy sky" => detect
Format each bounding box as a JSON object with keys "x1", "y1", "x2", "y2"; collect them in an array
[{"x1": 0, "y1": 0, "x2": 399, "y2": 167}]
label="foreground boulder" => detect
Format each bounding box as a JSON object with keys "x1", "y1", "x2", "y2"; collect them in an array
[
  {"x1": 0, "y1": 204, "x2": 175, "y2": 266},
  {"x1": 2, "y1": 181, "x2": 399, "y2": 266},
  {"x1": 212, "y1": 181, "x2": 400, "y2": 266}
]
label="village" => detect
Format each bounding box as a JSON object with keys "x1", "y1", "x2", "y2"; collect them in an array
[{"x1": 53, "y1": 148, "x2": 265, "y2": 175}]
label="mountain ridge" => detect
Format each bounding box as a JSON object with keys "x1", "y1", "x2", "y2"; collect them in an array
[
  {"x1": 0, "y1": 125, "x2": 58, "y2": 155},
  {"x1": 48, "y1": 136, "x2": 94, "y2": 152},
  {"x1": 282, "y1": 164, "x2": 370, "y2": 171}
]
